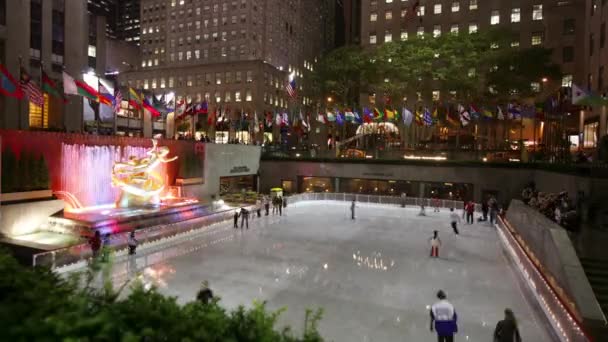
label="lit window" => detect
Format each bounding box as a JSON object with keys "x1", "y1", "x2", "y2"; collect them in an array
[
  {"x1": 401, "y1": 31, "x2": 408, "y2": 40},
  {"x1": 370, "y1": 34, "x2": 377, "y2": 44},
  {"x1": 531, "y1": 32, "x2": 543, "y2": 45},
  {"x1": 385, "y1": 11, "x2": 393, "y2": 20},
  {"x1": 432, "y1": 90, "x2": 440, "y2": 101},
  {"x1": 225, "y1": 91, "x2": 231, "y2": 102},
  {"x1": 418, "y1": 5, "x2": 425, "y2": 16},
  {"x1": 186, "y1": 51, "x2": 191, "y2": 60},
  {"x1": 247, "y1": 71, "x2": 253, "y2": 82},
  {"x1": 434, "y1": 4, "x2": 442, "y2": 14},
  {"x1": 533, "y1": 5, "x2": 543, "y2": 20},
  {"x1": 88, "y1": 45, "x2": 96, "y2": 58},
  {"x1": 450, "y1": 25, "x2": 459, "y2": 34},
  {"x1": 451, "y1": 2, "x2": 460, "y2": 12},
  {"x1": 215, "y1": 92, "x2": 221, "y2": 103},
  {"x1": 491, "y1": 10, "x2": 500, "y2": 25},
  {"x1": 511, "y1": 41, "x2": 520, "y2": 47},
  {"x1": 417, "y1": 27, "x2": 424, "y2": 37},
  {"x1": 144, "y1": 79, "x2": 149, "y2": 89},
  {"x1": 169, "y1": 77, "x2": 174, "y2": 87},
  {"x1": 385, "y1": 32, "x2": 393, "y2": 42},
  {"x1": 468, "y1": 23, "x2": 478, "y2": 34},
  {"x1": 433, "y1": 25, "x2": 441, "y2": 37},
  {"x1": 511, "y1": 8, "x2": 521, "y2": 23},
  {"x1": 151, "y1": 79, "x2": 157, "y2": 89},
  {"x1": 246, "y1": 90, "x2": 252, "y2": 102},
  {"x1": 235, "y1": 91, "x2": 242, "y2": 102},
  {"x1": 216, "y1": 73, "x2": 222, "y2": 85},
  {"x1": 195, "y1": 50, "x2": 200, "y2": 59},
  {"x1": 370, "y1": 12, "x2": 377, "y2": 21},
  {"x1": 468, "y1": 68, "x2": 476, "y2": 77},
  {"x1": 386, "y1": 0, "x2": 393, "y2": 3},
  {"x1": 178, "y1": 52, "x2": 183, "y2": 60},
  {"x1": 469, "y1": 0, "x2": 477, "y2": 10},
  {"x1": 531, "y1": 82, "x2": 540, "y2": 92},
  {"x1": 160, "y1": 78, "x2": 166, "y2": 88},
  {"x1": 562, "y1": 74, "x2": 573, "y2": 87}
]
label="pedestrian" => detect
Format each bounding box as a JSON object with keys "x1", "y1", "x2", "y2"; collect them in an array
[
  {"x1": 433, "y1": 197, "x2": 441, "y2": 213},
  {"x1": 489, "y1": 197, "x2": 499, "y2": 224},
  {"x1": 465, "y1": 201, "x2": 475, "y2": 224},
  {"x1": 196, "y1": 280, "x2": 214, "y2": 305},
  {"x1": 89, "y1": 231, "x2": 102, "y2": 259},
  {"x1": 481, "y1": 198, "x2": 489, "y2": 222},
  {"x1": 429, "y1": 230, "x2": 442, "y2": 258},
  {"x1": 401, "y1": 192, "x2": 407, "y2": 208},
  {"x1": 493, "y1": 308, "x2": 522, "y2": 342},
  {"x1": 351, "y1": 199, "x2": 356, "y2": 220},
  {"x1": 127, "y1": 231, "x2": 138, "y2": 255},
  {"x1": 233, "y1": 210, "x2": 240, "y2": 228},
  {"x1": 430, "y1": 290, "x2": 458, "y2": 342},
  {"x1": 272, "y1": 196, "x2": 278, "y2": 215},
  {"x1": 240, "y1": 207, "x2": 249, "y2": 229},
  {"x1": 449, "y1": 208, "x2": 460, "y2": 235},
  {"x1": 264, "y1": 196, "x2": 270, "y2": 216},
  {"x1": 278, "y1": 196, "x2": 283, "y2": 216}
]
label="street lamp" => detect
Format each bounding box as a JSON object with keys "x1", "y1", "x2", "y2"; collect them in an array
[{"x1": 327, "y1": 96, "x2": 333, "y2": 103}]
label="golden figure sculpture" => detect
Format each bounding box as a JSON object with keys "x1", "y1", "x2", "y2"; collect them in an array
[{"x1": 111, "y1": 139, "x2": 177, "y2": 208}]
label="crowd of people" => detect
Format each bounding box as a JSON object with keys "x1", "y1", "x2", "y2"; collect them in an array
[{"x1": 521, "y1": 183, "x2": 580, "y2": 231}]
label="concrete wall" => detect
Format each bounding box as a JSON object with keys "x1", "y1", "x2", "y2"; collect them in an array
[
  {"x1": 0, "y1": 199, "x2": 64, "y2": 237},
  {"x1": 259, "y1": 160, "x2": 608, "y2": 204}
]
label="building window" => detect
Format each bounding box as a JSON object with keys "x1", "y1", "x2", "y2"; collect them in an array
[
  {"x1": 169, "y1": 77, "x2": 174, "y2": 87},
  {"x1": 160, "y1": 78, "x2": 166, "y2": 88},
  {"x1": 370, "y1": 12, "x2": 377, "y2": 21},
  {"x1": 401, "y1": 30, "x2": 408, "y2": 40},
  {"x1": 434, "y1": 4, "x2": 442, "y2": 14},
  {"x1": 450, "y1": 25, "x2": 459, "y2": 34},
  {"x1": 186, "y1": 51, "x2": 191, "y2": 60},
  {"x1": 563, "y1": 19, "x2": 575, "y2": 35},
  {"x1": 531, "y1": 82, "x2": 540, "y2": 92},
  {"x1": 469, "y1": 0, "x2": 478, "y2": 10},
  {"x1": 225, "y1": 91, "x2": 231, "y2": 102},
  {"x1": 511, "y1": 41, "x2": 520, "y2": 47},
  {"x1": 491, "y1": 10, "x2": 500, "y2": 25},
  {"x1": 216, "y1": 73, "x2": 222, "y2": 85},
  {"x1": 451, "y1": 2, "x2": 460, "y2": 12},
  {"x1": 468, "y1": 23, "x2": 478, "y2": 34},
  {"x1": 563, "y1": 46, "x2": 574, "y2": 63},
  {"x1": 531, "y1": 32, "x2": 543, "y2": 45},
  {"x1": 246, "y1": 71, "x2": 253, "y2": 82},
  {"x1": 385, "y1": 11, "x2": 392, "y2": 20},
  {"x1": 417, "y1": 26, "x2": 425, "y2": 37},
  {"x1": 246, "y1": 90, "x2": 252, "y2": 102},
  {"x1": 511, "y1": 8, "x2": 520, "y2": 23},
  {"x1": 370, "y1": 34, "x2": 377, "y2": 44},
  {"x1": 561, "y1": 74, "x2": 573, "y2": 87},
  {"x1": 88, "y1": 45, "x2": 96, "y2": 58},
  {"x1": 385, "y1": 31, "x2": 393, "y2": 42},
  {"x1": 583, "y1": 122, "x2": 598, "y2": 148},
  {"x1": 532, "y1": 4, "x2": 543, "y2": 21},
  {"x1": 418, "y1": 5, "x2": 425, "y2": 16},
  {"x1": 235, "y1": 91, "x2": 242, "y2": 102},
  {"x1": 433, "y1": 25, "x2": 441, "y2": 37}
]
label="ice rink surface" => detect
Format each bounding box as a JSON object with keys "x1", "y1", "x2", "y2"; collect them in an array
[{"x1": 106, "y1": 201, "x2": 555, "y2": 341}]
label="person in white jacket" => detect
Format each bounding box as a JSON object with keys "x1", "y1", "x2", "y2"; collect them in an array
[{"x1": 449, "y1": 208, "x2": 460, "y2": 235}]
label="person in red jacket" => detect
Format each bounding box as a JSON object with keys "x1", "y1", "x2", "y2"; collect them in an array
[{"x1": 465, "y1": 201, "x2": 475, "y2": 224}]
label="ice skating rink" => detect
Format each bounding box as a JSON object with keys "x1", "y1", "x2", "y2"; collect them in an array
[{"x1": 107, "y1": 201, "x2": 555, "y2": 341}]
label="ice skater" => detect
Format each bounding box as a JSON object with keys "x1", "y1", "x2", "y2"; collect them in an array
[
  {"x1": 493, "y1": 308, "x2": 522, "y2": 342},
  {"x1": 465, "y1": 200, "x2": 475, "y2": 224},
  {"x1": 430, "y1": 290, "x2": 458, "y2": 342},
  {"x1": 429, "y1": 230, "x2": 442, "y2": 258},
  {"x1": 240, "y1": 207, "x2": 249, "y2": 229},
  {"x1": 278, "y1": 196, "x2": 283, "y2": 216},
  {"x1": 264, "y1": 196, "x2": 270, "y2": 216},
  {"x1": 127, "y1": 231, "x2": 138, "y2": 255},
  {"x1": 432, "y1": 197, "x2": 441, "y2": 212},
  {"x1": 256, "y1": 198, "x2": 262, "y2": 218},
  {"x1": 233, "y1": 210, "x2": 240, "y2": 228},
  {"x1": 418, "y1": 204, "x2": 426, "y2": 216},
  {"x1": 350, "y1": 199, "x2": 356, "y2": 220},
  {"x1": 489, "y1": 196, "x2": 499, "y2": 224},
  {"x1": 400, "y1": 192, "x2": 407, "y2": 208},
  {"x1": 449, "y1": 208, "x2": 460, "y2": 235}
]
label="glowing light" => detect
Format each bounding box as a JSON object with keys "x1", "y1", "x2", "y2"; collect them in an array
[{"x1": 403, "y1": 155, "x2": 447, "y2": 161}]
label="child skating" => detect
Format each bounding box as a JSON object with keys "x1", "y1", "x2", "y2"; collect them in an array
[
  {"x1": 429, "y1": 230, "x2": 442, "y2": 258},
  {"x1": 449, "y1": 208, "x2": 460, "y2": 235}
]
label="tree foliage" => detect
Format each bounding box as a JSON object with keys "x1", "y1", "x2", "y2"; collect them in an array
[
  {"x1": 0, "y1": 251, "x2": 324, "y2": 341},
  {"x1": 311, "y1": 29, "x2": 561, "y2": 107}
]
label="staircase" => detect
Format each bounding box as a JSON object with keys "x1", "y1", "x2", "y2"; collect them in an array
[{"x1": 580, "y1": 258, "x2": 608, "y2": 316}]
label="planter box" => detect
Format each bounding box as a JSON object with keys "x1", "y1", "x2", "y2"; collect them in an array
[{"x1": 1, "y1": 190, "x2": 54, "y2": 203}]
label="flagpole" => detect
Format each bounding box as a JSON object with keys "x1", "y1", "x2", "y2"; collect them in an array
[
  {"x1": 96, "y1": 76, "x2": 101, "y2": 134},
  {"x1": 18, "y1": 56, "x2": 23, "y2": 130},
  {"x1": 40, "y1": 61, "x2": 45, "y2": 129}
]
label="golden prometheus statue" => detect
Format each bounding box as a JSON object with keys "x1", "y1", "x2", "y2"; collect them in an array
[{"x1": 111, "y1": 139, "x2": 177, "y2": 208}]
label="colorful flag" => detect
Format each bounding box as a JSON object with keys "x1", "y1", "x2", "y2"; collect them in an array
[
  {"x1": 482, "y1": 108, "x2": 494, "y2": 119},
  {"x1": 128, "y1": 87, "x2": 143, "y2": 109},
  {"x1": 286, "y1": 71, "x2": 297, "y2": 98},
  {"x1": 373, "y1": 108, "x2": 384, "y2": 122},
  {"x1": 299, "y1": 111, "x2": 309, "y2": 130},
  {"x1": 470, "y1": 104, "x2": 481, "y2": 119},
  {"x1": 207, "y1": 108, "x2": 216, "y2": 125},
  {"x1": 363, "y1": 107, "x2": 373, "y2": 123},
  {"x1": 143, "y1": 97, "x2": 161, "y2": 117},
  {"x1": 326, "y1": 111, "x2": 336, "y2": 122},
  {"x1": 458, "y1": 104, "x2": 471, "y2": 126},
  {"x1": 0, "y1": 64, "x2": 23, "y2": 99},
  {"x1": 345, "y1": 110, "x2": 355, "y2": 122},
  {"x1": 402, "y1": 107, "x2": 414, "y2": 126},
  {"x1": 385, "y1": 108, "x2": 396, "y2": 121},
  {"x1": 446, "y1": 107, "x2": 460, "y2": 126},
  {"x1": 497, "y1": 106, "x2": 504, "y2": 120},
  {"x1": 62, "y1": 71, "x2": 78, "y2": 95},
  {"x1": 336, "y1": 111, "x2": 344, "y2": 125},
  {"x1": 508, "y1": 103, "x2": 521, "y2": 119},
  {"x1": 265, "y1": 112, "x2": 273, "y2": 127},
  {"x1": 62, "y1": 71, "x2": 99, "y2": 101},
  {"x1": 114, "y1": 88, "x2": 123, "y2": 113},
  {"x1": 195, "y1": 100, "x2": 208, "y2": 115},
  {"x1": 281, "y1": 112, "x2": 289, "y2": 126},
  {"x1": 20, "y1": 67, "x2": 44, "y2": 106},
  {"x1": 275, "y1": 112, "x2": 282, "y2": 126},
  {"x1": 423, "y1": 108, "x2": 433, "y2": 126},
  {"x1": 317, "y1": 112, "x2": 327, "y2": 124},
  {"x1": 414, "y1": 110, "x2": 424, "y2": 126},
  {"x1": 41, "y1": 70, "x2": 60, "y2": 98},
  {"x1": 432, "y1": 107, "x2": 438, "y2": 119},
  {"x1": 98, "y1": 83, "x2": 114, "y2": 107},
  {"x1": 175, "y1": 99, "x2": 186, "y2": 116},
  {"x1": 354, "y1": 110, "x2": 363, "y2": 124}
]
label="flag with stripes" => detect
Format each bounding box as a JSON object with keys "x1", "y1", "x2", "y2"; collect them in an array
[
  {"x1": 114, "y1": 88, "x2": 123, "y2": 113},
  {"x1": 286, "y1": 72, "x2": 297, "y2": 98},
  {"x1": 20, "y1": 67, "x2": 44, "y2": 106}
]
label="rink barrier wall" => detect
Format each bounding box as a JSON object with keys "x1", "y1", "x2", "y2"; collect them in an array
[
  {"x1": 32, "y1": 206, "x2": 242, "y2": 270},
  {"x1": 497, "y1": 215, "x2": 596, "y2": 342}
]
